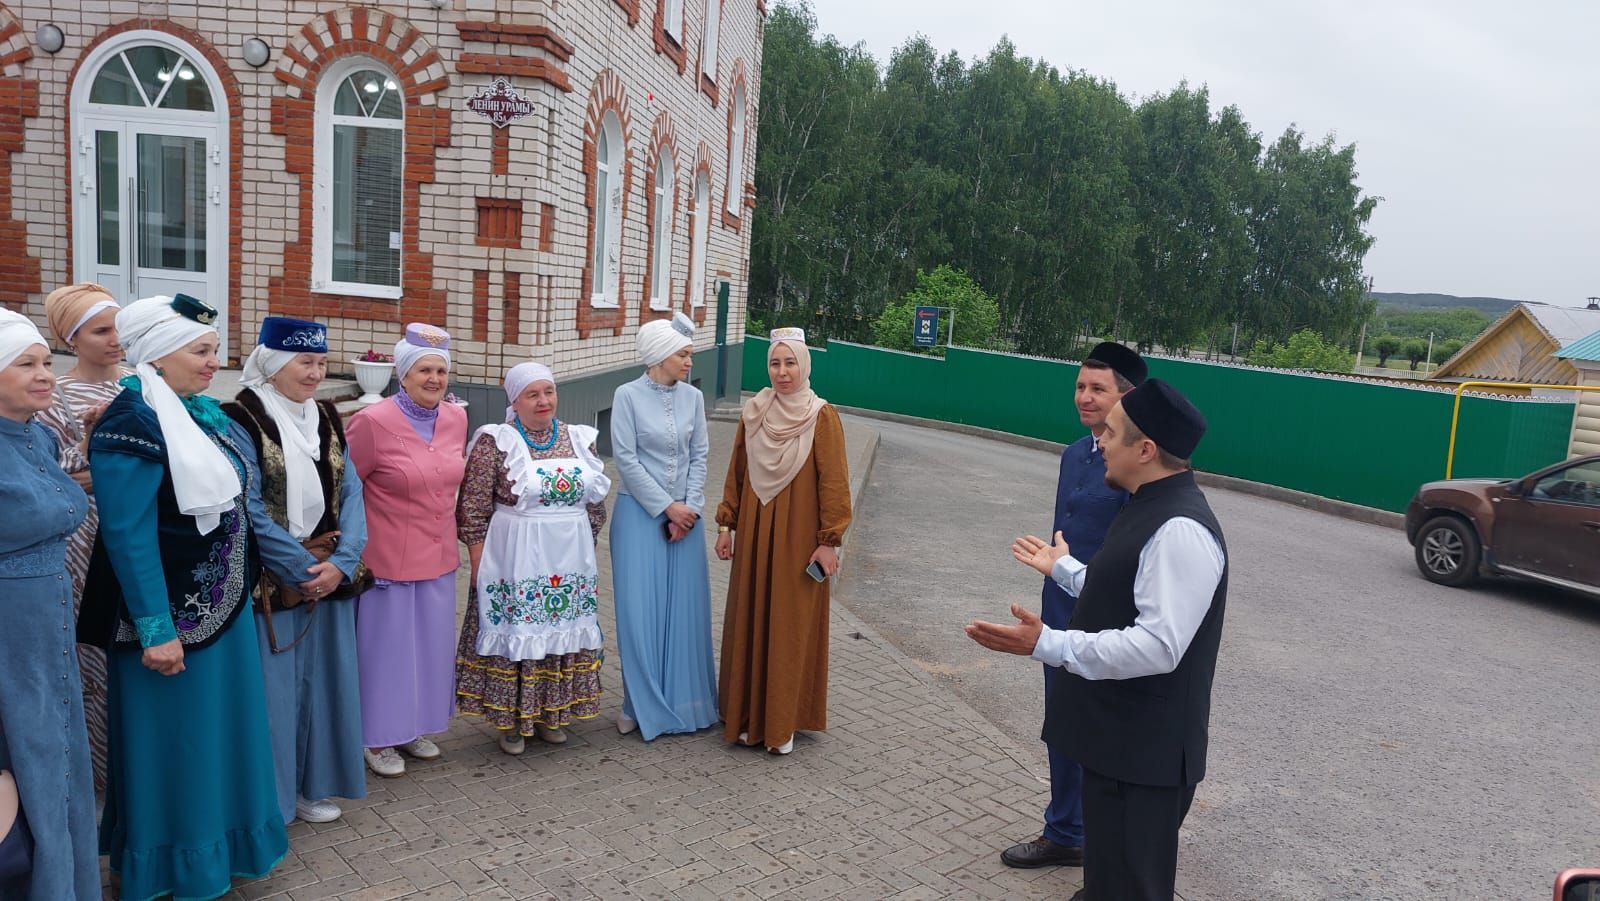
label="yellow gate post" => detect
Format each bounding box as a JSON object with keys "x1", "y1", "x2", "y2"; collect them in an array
[{"x1": 1445, "y1": 380, "x2": 1600, "y2": 478}]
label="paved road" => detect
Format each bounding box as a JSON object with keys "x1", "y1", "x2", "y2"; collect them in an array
[{"x1": 840, "y1": 417, "x2": 1600, "y2": 900}]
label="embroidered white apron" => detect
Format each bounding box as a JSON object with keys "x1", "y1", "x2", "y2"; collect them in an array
[{"x1": 473, "y1": 423, "x2": 611, "y2": 661}]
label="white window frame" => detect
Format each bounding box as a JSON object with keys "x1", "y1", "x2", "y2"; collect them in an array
[
  {"x1": 313, "y1": 57, "x2": 404, "y2": 300},
  {"x1": 590, "y1": 111, "x2": 624, "y2": 309},
  {"x1": 649, "y1": 148, "x2": 676, "y2": 311},
  {"x1": 689, "y1": 169, "x2": 710, "y2": 307},
  {"x1": 700, "y1": 0, "x2": 720, "y2": 80},
  {"x1": 725, "y1": 82, "x2": 746, "y2": 217},
  {"x1": 664, "y1": 0, "x2": 686, "y2": 45}
]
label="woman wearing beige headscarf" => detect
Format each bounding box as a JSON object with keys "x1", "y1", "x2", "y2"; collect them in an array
[
  {"x1": 714, "y1": 328, "x2": 852, "y2": 755},
  {"x1": 34, "y1": 282, "x2": 127, "y2": 793}
]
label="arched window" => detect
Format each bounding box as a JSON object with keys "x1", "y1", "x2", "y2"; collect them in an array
[
  {"x1": 700, "y1": 0, "x2": 720, "y2": 82},
  {"x1": 315, "y1": 63, "x2": 403, "y2": 295},
  {"x1": 590, "y1": 111, "x2": 624, "y2": 308},
  {"x1": 688, "y1": 169, "x2": 710, "y2": 308},
  {"x1": 725, "y1": 82, "x2": 746, "y2": 217},
  {"x1": 649, "y1": 148, "x2": 675, "y2": 311},
  {"x1": 89, "y1": 45, "x2": 215, "y2": 111}
]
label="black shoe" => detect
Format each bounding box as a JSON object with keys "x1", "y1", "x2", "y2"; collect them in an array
[
  {"x1": 1000, "y1": 836, "x2": 1084, "y2": 868},
  {"x1": 1067, "y1": 890, "x2": 1086, "y2": 901}
]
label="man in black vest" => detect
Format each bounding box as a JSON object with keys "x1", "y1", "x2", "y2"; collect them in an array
[{"x1": 967, "y1": 379, "x2": 1227, "y2": 901}]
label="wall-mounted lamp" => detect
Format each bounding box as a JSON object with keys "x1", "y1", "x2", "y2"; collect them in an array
[
  {"x1": 35, "y1": 24, "x2": 64, "y2": 55},
  {"x1": 241, "y1": 37, "x2": 271, "y2": 68}
]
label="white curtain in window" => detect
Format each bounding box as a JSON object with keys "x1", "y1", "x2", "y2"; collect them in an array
[
  {"x1": 665, "y1": 0, "x2": 685, "y2": 42},
  {"x1": 651, "y1": 150, "x2": 675, "y2": 310},
  {"x1": 591, "y1": 113, "x2": 623, "y2": 306},
  {"x1": 689, "y1": 170, "x2": 709, "y2": 307},
  {"x1": 726, "y1": 85, "x2": 745, "y2": 215},
  {"x1": 701, "y1": 0, "x2": 719, "y2": 80},
  {"x1": 323, "y1": 68, "x2": 403, "y2": 290}
]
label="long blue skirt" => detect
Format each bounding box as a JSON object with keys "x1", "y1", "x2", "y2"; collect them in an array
[
  {"x1": 256, "y1": 598, "x2": 367, "y2": 825},
  {"x1": 609, "y1": 495, "x2": 719, "y2": 740},
  {"x1": 102, "y1": 609, "x2": 287, "y2": 901}
]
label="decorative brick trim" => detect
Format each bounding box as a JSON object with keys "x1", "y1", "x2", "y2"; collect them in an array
[
  {"x1": 578, "y1": 69, "x2": 634, "y2": 340},
  {"x1": 503, "y1": 271, "x2": 522, "y2": 344},
  {"x1": 720, "y1": 59, "x2": 749, "y2": 232},
  {"x1": 612, "y1": 0, "x2": 642, "y2": 27},
  {"x1": 454, "y1": 22, "x2": 576, "y2": 61},
  {"x1": 492, "y1": 126, "x2": 510, "y2": 174},
  {"x1": 0, "y1": 18, "x2": 31, "y2": 76},
  {"x1": 65, "y1": 19, "x2": 243, "y2": 357},
  {"x1": 476, "y1": 198, "x2": 524, "y2": 248},
  {"x1": 472, "y1": 269, "x2": 490, "y2": 341},
  {"x1": 640, "y1": 110, "x2": 681, "y2": 326},
  {"x1": 268, "y1": 8, "x2": 451, "y2": 328},
  {"x1": 652, "y1": 1, "x2": 689, "y2": 75},
  {"x1": 0, "y1": 1, "x2": 38, "y2": 313},
  {"x1": 456, "y1": 53, "x2": 572, "y2": 92},
  {"x1": 682, "y1": 142, "x2": 713, "y2": 325},
  {"x1": 539, "y1": 202, "x2": 556, "y2": 253}
]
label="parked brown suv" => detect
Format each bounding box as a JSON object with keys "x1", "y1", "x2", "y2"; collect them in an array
[{"x1": 1406, "y1": 454, "x2": 1600, "y2": 596}]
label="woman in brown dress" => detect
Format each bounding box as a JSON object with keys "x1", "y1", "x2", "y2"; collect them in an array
[{"x1": 715, "y1": 328, "x2": 852, "y2": 755}]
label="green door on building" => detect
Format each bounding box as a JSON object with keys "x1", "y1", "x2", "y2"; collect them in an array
[{"x1": 715, "y1": 279, "x2": 730, "y2": 400}]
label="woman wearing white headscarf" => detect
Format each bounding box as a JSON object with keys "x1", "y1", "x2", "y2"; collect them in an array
[
  {"x1": 715, "y1": 328, "x2": 852, "y2": 755},
  {"x1": 82, "y1": 294, "x2": 287, "y2": 899},
  {"x1": 344, "y1": 323, "x2": 467, "y2": 778},
  {"x1": 455, "y1": 362, "x2": 611, "y2": 754},
  {"x1": 223, "y1": 316, "x2": 368, "y2": 826},
  {"x1": 608, "y1": 312, "x2": 719, "y2": 740},
  {"x1": 0, "y1": 309, "x2": 97, "y2": 900},
  {"x1": 34, "y1": 282, "x2": 127, "y2": 795}
]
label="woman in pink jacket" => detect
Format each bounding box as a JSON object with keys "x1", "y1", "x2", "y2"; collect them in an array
[{"x1": 345, "y1": 323, "x2": 467, "y2": 778}]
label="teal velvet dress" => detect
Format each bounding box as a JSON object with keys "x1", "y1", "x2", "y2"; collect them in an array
[{"x1": 89, "y1": 384, "x2": 287, "y2": 901}]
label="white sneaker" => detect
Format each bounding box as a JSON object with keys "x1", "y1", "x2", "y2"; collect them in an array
[
  {"x1": 398, "y1": 737, "x2": 441, "y2": 760},
  {"x1": 535, "y1": 723, "x2": 567, "y2": 745},
  {"x1": 738, "y1": 732, "x2": 750, "y2": 744},
  {"x1": 616, "y1": 713, "x2": 638, "y2": 735},
  {"x1": 767, "y1": 736, "x2": 795, "y2": 756},
  {"x1": 295, "y1": 797, "x2": 342, "y2": 823},
  {"x1": 498, "y1": 732, "x2": 525, "y2": 756},
  {"x1": 364, "y1": 747, "x2": 405, "y2": 778}
]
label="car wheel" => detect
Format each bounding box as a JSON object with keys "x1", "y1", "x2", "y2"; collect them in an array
[{"x1": 1414, "y1": 516, "x2": 1481, "y2": 587}]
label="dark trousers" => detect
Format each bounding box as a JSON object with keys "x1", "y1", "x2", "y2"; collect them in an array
[
  {"x1": 1080, "y1": 768, "x2": 1195, "y2": 901},
  {"x1": 1040, "y1": 590, "x2": 1084, "y2": 848}
]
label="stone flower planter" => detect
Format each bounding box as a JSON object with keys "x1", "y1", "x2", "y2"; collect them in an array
[{"x1": 352, "y1": 360, "x2": 392, "y2": 405}]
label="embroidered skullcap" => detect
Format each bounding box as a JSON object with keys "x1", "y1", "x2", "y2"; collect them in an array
[
  {"x1": 393, "y1": 322, "x2": 452, "y2": 380},
  {"x1": 117, "y1": 294, "x2": 218, "y2": 367},
  {"x1": 503, "y1": 361, "x2": 556, "y2": 422},
  {"x1": 1119, "y1": 378, "x2": 1207, "y2": 459},
  {"x1": 1085, "y1": 341, "x2": 1147, "y2": 388},
  {"x1": 241, "y1": 317, "x2": 328, "y2": 388},
  {"x1": 637, "y1": 312, "x2": 697, "y2": 367},
  {"x1": 44, "y1": 283, "x2": 119, "y2": 344},
  {"x1": 0, "y1": 307, "x2": 48, "y2": 371}
]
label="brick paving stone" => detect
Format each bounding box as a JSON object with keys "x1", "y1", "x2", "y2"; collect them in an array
[{"x1": 214, "y1": 417, "x2": 1086, "y2": 899}]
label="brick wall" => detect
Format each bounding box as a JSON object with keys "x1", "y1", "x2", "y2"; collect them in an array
[{"x1": 7, "y1": 0, "x2": 758, "y2": 383}]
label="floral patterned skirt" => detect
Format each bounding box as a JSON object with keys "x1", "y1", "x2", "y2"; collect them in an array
[{"x1": 455, "y1": 588, "x2": 602, "y2": 733}]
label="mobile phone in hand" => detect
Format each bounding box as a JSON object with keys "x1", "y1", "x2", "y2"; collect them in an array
[
  {"x1": 662, "y1": 521, "x2": 674, "y2": 540},
  {"x1": 805, "y1": 560, "x2": 827, "y2": 582}
]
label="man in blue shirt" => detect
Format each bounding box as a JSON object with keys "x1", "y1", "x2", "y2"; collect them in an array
[{"x1": 1000, "y1": 341, "x2": 1146, "y2": 870}]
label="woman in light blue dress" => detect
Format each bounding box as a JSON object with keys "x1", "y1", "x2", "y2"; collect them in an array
[
  {"x1": 609, "y1": 312, "x2": 718, "y2": 740},
  {"x1": 0, "y1": 310, "x2": 97, "y2": 900}
]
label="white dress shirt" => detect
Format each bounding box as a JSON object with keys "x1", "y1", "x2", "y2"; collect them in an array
[{"x1": 1031, "y1": 517, "x2": 1226, "y2": 680}]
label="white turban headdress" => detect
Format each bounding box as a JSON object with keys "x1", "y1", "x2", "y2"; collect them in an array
[
  {"x1": 0, "y1": 308, "x2": 48, "y2": 372},
  {"x1": 503, "y1": 362, "x2": 556, "y2": 422},
  {"x1": 636, "y1": 312, "x2": 696, "y2": 367}
]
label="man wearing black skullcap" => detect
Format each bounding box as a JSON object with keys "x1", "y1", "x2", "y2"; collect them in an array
[
  {"x1": 996, "y1": 341, "x2": 1146, "y2": 872},
  {"x1": 967, "y1": 378, "x2": 1228, "y2": 901}
]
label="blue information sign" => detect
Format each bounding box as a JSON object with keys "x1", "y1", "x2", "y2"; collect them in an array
[{"x1": 913, "y1": 306, "x2": 940, "y2": 348}]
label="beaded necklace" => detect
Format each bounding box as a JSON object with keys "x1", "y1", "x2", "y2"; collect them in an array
[{"x1": 516, "y1": 417, "x2": 560, "y2": 452}]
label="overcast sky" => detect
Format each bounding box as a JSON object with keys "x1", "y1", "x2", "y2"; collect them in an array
[{"x1": 804, "y1": 0, "x2": 1598, "y2": 308}]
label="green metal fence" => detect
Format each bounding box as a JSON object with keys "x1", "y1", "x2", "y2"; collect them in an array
[{"x1": 744, "y1": 338, "x2": 1575, "y2": 513}]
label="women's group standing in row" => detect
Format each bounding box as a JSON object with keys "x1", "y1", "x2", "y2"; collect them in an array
[{"x1": 0, "y1": 289, "x2": 851, "y2": 900}]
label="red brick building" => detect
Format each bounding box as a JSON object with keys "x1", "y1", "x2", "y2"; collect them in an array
[{"x1": 0, "y1": 0, "x2": 761, "y2": 419}]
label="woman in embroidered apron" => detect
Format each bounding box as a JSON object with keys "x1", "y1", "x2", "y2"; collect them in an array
[
  {"x1": 224, "y1": 316, "x2": 369, "y2": 826},
  {"x1": 345, "y1": 324, "x2": 467, "y2": 778},
  {"x1": 0, "y1": 310, "x2": 98, "y2": 900},
  {"x1": 456, "y1": 362, "x2": 611, "y2": 753},
  {"x1": 83, "y1": 295, "x2": 287, "y2": 900},
  {"x1": 33, "y1": 282, "x2": 128, "y2": 796},
  {"x1": 609, "y1": 312, "x2": 719, "y2": 740},
  {"x1": 715, "y1": 328, "x2": 852, "y2": 756}
]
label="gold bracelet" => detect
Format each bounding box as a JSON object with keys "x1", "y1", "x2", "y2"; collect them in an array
[{"x1": 718, "y1": 526, "x2": 731, "y2": 534}]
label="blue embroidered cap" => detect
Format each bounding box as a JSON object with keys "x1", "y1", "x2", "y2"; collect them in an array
[{"x1": 258, "y1": 316, "x2": 328, "y2": 353}]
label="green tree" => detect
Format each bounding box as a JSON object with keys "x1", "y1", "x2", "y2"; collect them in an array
[
  {"x1": 1437, "y1": 338, "x2": 1464, "y2": 363},
  {"x1": 1402, "y1": 338, "x2": 1428, "y2": 371},
  {"x1": 1245, "y1": 328, "x2": 1355, "y2": 372},
  {"x1": 872, "y1": 265, "x2": 1000, "y2": 354},
  {"x1": 1373, "y1": 335, "x2": 1401, "y2": 367}
]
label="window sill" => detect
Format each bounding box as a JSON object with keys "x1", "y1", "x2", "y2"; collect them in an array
[
  {"x1": 590, "y1": 295, "x2": 620, "y2": 309},
  {"x1": 314, "y1": 282, "x2": 402, "y2": 301},
  {"x1": 649, "y1": 299, "x2": 671, "y2": 312}
]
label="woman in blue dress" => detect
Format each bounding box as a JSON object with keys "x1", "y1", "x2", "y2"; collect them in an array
[
  {"x1": 0, "y1": 309, "x2": 98, "y2": 900},
  {"x1": 83, "y1": 294, "x2": 287, "y2": 900},
  {"x1": 225, "y1": 316, "x2": 368, "y2": 826},
  {"x1": 609, "y1": 312, "x2": 719, "y2": 740}
]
